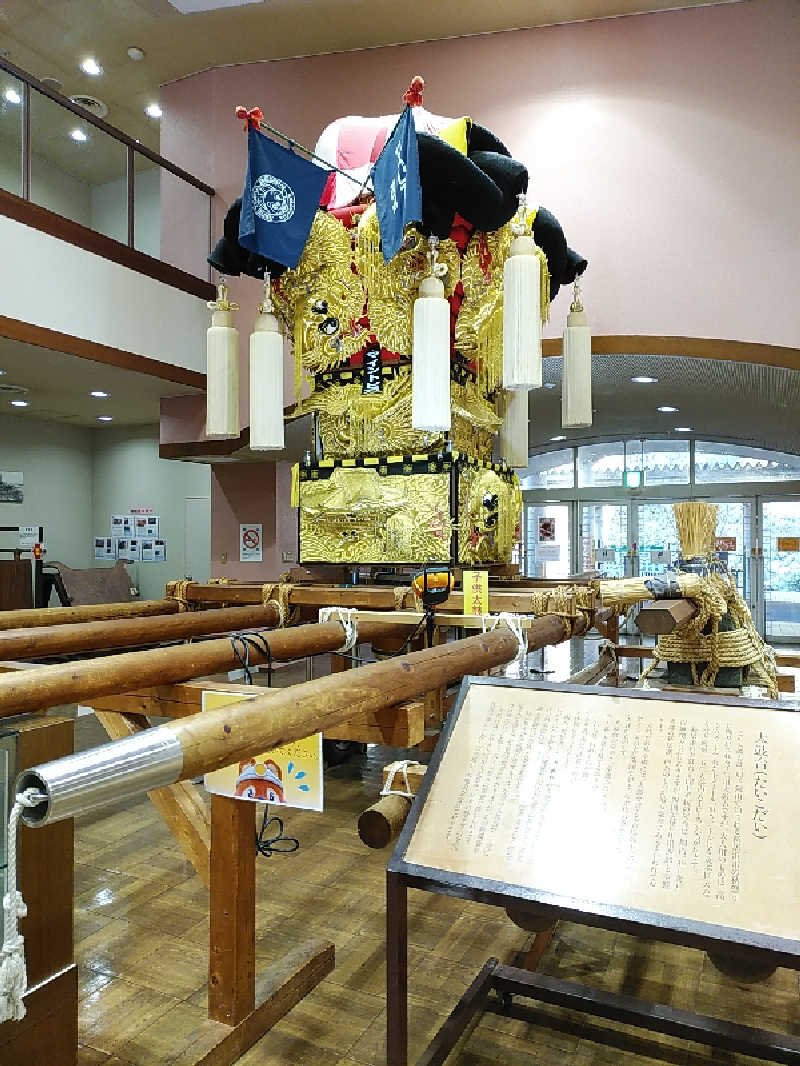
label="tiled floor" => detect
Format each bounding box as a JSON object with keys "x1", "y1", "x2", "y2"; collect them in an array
[{"x1": 69, "y1": 676, "x2": 800, "y2": 1066}]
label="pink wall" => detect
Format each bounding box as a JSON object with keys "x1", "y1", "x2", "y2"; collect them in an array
[
  {"x1": 211, "y1": 462, "x2": 287, "y2": 579},
  {"x1": 160, "y1": 0, "x2": 800, "y2": 574}
]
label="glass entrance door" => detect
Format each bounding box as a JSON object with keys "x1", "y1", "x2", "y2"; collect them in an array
[
  {"x1": 635, "y1": 502, "x2": 680, "y2": 578},
  {"x1": 761, "y1": 499, "x2": 800, "y2": 641},
  {"x1": 580, "y1": 503, "x2": 629, "y2": 578},
  {"x1": 524, "y1": 503, "x2": 572, "y2": 578}
]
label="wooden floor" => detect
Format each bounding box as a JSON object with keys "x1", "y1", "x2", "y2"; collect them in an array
[{"x1": 69, "y1": 719, "x2": 800, "y2": 1066}]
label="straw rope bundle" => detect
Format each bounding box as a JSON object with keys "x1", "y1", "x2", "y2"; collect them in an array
[{"x1": 673, "y1": 501, "x2": 718, "y2": 559}]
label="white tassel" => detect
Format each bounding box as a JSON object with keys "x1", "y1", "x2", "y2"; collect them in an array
[
  {"x1": 206, "y1": 279, "x2": 240, "y2": 440},
  {"x1": 412, "y1": 237, "x2": 451, "y2": 433},
  {"x1": 562, "y1": 279, "x2": 592, "y2": 429},
  {"x1": 0, "y1": 789, "x2": 43, "y2": 1024},
  {"x1": 503, "y1": 195, "x2": 541, "y2": 390},
  {"x1": 249, "y1": 274, "x2": 285, "y2": 451},
  {"x1": 499, "y1": 387, "x2": 529, "y2": 469}
]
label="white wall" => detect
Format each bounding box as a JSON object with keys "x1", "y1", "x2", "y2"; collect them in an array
[
  {"x1": 0, "y1": 215, "x2": 208, "y2": 373},
  {"x1": 90, "y1": 166, "x2": 161, "y2": 259},
  {"x1": 0, "y1": 143, "x2": 91, "y2": 225},
  {"x1": 0, "y1": 413, "x2": 93, "y2": 569},
  {"x1": 91, "y1": 425, "x2": 211, "y2": 601}
]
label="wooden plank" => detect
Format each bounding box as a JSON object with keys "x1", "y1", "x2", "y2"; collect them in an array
[
  {"x1": 636, "y1": 599, "x2": 698, "y2": 635},
  {"x1": 194, "y1": 940, "x2": 334, "y2": 1066},
  {"x1": 209, "y1": 794, "x2": 256, "y2": 1026},
  {"x1": 776, "y1": 654, "x2": 800, "y2": 669},
  {"x1": 0, "y1": 963, "x2": 78, "y2": 1066},
  {"x1": 323, "y1": 700, "x2": 425, "y2": 746},
  {"x1": 95, "y1": 710, "x2": 211, "y2": 886},
  {"x1": 777, "y1": 672, "x2": 796, "y2": 693}
]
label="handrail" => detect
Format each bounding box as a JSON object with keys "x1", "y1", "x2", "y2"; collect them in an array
[{"x1": 0, "y1": 56, "x2": 215, "y2": 198}]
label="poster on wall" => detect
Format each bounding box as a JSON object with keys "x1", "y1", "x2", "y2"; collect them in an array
[
  {"x1": 111, "y1": 514, "x2": 135, "y2": 538},
  {"x1": 134, "y1": 515, "x2": 160, "y2": 538},
  {"x1": 536, "y1": 542, "x2": 561, "y2": 562},
  {"x1": 0, "y1": 472, "x2": 23, "y2": 504},
  {"x1": 202, "y1": 690, "x2": 323, "y2": 811},
  {"x1": 116, "y1": 538, "x2": 141, "y2": 563},
  {"x1": 18, "y1": 526, "x2": 38, "y2": 549},
  {"x1": 240, "y1": 523, "x2": 263, "y2": 562},
  {"x1": 94, "y1": 537, "x2": 115, "y2": 561},
  {"x1": 141, "y1": 538, "x2": 167, "y2": 562}
]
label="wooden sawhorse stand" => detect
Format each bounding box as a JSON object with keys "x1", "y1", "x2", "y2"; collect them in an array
[{"x1": 183, "y1": 794, "x2": 334, "y2": 1066}]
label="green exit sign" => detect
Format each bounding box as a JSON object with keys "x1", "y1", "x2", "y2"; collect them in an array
[{"x1": 623, "y1": 469, "x2": 644, "y2": 489}]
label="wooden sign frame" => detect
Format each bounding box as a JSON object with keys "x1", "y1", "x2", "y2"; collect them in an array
[{"x1": 386, "y1": 677, "x2": 800, "y2": 1066}]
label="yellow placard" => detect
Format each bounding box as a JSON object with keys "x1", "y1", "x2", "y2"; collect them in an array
[
  {"x1": 202, "y1": 690, "x2": 323, "y2": 811},
  {"x1": 462, "y1": 569, "x2": 489, "y2": 616},
  {"x1": 777, "y1": 537, "x2": 800, "y2": 552}
]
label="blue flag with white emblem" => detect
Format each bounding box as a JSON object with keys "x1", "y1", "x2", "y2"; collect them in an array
[
  {"x1": 239, "y1": 127, "x2": 330, "y2": 269},
  {"x1": 372, "y1": 106, "x2": 422, "y2": 263}
]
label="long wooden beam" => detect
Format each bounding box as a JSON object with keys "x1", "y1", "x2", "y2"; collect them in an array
[
  {"x1": 0, "y1": 603, "x2": 281, "y2": 661},
  {"x1": 0, "y1": 598, "x2": 179, "y2": 631},
  {"x1": 635, "y1": 599, "x2": 699, "y2": 636},
  {"x1": 0, "y1": 618, "x2": 408, "y2": 717},
  {"x1": 21, "y1": 615, "x2": 585, "y2": 828}
]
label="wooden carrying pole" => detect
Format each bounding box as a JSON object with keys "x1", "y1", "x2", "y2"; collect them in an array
[
  {"x1": 0, "y1": 618, "x2": 407, "y2": 717},
  {"x1": 20, "y1": 614, "x2": 586, "y2": 828},
  {"x1": 0, "y1": 597, "x2": 179, "y2": 631},
  {"x1": 0, "y1": 603, "x2": 283, "y2": 661}
]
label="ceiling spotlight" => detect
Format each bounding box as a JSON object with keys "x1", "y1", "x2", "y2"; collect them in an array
[
  {"x1": 3, "y1": 87, "x2": 21, "y2": 105},
  {"x1": 80, "y1": 57, "x2": 103, "y2": 77},
  {"x1": 0, "y1": 369, "x2": 5, "y2": 376},
  {"x1": 657, "y1": 405, "x2": 678, "y2": 413},
  {"x1": 127, "y1": 46, "x2": 146, "y2": 61},
  {"x1": 674, "y1": 426, "x2": 693, "y2": 433},
  {"x1": 631, "y1": 376, "x2": 658, "y2": 384},
  {"x1": 90, "y1": 390, "x2": 109, "y2": 398},
  {"x1": 70, "y1": 128, "x2": 88, "y2": 142},
  {"x1": 145, "y1": 102, "x2": 162, "y2": 119},
  {"x1": 97, "y1": 415, "x2": 113, "y2": 422},
  {"x1": 550, "y1": 434, "x2": 567, "y2": 442},
  {"x1": 10, "y1": 400, "x2": 29, "y2": 408}
]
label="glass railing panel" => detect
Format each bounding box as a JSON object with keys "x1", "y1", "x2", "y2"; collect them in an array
[
  {"x1": 132, "y1": 159, "x2": 161, "y2": 259},
  {"x1": 30, "y1": 89, "x2": 127, "y2": 233},
  {"x1": 160, "y1": 168, "x2": 211, "y2": 278},
  {"x1": 0, "y1": 73, "x2": 24, "y2": 196}
]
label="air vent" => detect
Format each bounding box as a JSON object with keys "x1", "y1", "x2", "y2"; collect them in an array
[
  {"x1": 0, "y1": 384, "x2": 29, "y2": 396},
  {"x1": 41, "y1": 76, "x2": 64, "y2": 94},
  {"x1": 70, "y1": 94, "x2": 109, "y2": 119}
]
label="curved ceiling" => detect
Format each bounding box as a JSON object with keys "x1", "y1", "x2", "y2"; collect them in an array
[{"x1": 532, "y1": 353, "x2": 800, "y2": 455}]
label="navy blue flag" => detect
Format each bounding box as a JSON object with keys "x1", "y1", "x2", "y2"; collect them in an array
[
  {"x1": 239, "y1": 127, "x2": 330, "y2": 269},
  {"x1": 372, "y1": 106, "x2": 423, "y2": 263}
]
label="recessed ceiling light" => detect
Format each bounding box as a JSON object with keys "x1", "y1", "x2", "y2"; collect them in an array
[
  {"x1": 127, "y1": 46, "x2": 146, "y2": 61},
  {"x1": 97, "y1": 415, "x2": 113, "y2": 422},
  {"x1": 674, "y1": 426, "x2": 693, "y2": 433},
  {"x1": 145, "y1": 102, "x2": 162, "y2": 119},
  {"x1": 80, "y1": 57, "x2": 103, "y2": 77},
  {"x1": 657, "y1": 405, "x2": 678, "y2": 413},
  {"x1": 70, "y1": 128, "x2": 88, "y2": 142},
  {"x1": 631, "y1": 376, "x2": 658, "y2": 384},
  {"x1": 3, "y1": 87, "x2": 21, "y2": 105},
  {"x1": 90, "y1": 390, "x2": 109, "y2": 398},
  {"x1": 542, "y1": 382, "x2": 556, "y2": 390},
  {"x1": 0, "y1": 369, "x2": 5, "y2": 376},
  {"x1": 10, "y1": 400, "x2": 29, "y2": 408},
  {"x1": 550, "y1": 434, "x2": 567, "y2": 442}
]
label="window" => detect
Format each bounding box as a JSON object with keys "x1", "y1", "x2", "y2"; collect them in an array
[
  {"x1": 520, "y1": 449, "x2": 574, "y2": 490},
  {"x1": 626, "y1": 440, "x2": 690, "y2": 485},
  {"x1": 577, "y1": 442, "x2": 625, "y2": 487},
  {"x1": 695, "y1": 442, "x2": 800, "y2": 484}
]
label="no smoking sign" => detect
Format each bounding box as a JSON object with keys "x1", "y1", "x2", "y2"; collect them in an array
[{"x1": 239, "y1": 523, "x2": 263, "y2": 563}]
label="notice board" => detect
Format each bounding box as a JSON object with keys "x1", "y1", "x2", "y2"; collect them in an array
[{"x1": 393, "y1": 679, "x2": 800, "y2": 955}]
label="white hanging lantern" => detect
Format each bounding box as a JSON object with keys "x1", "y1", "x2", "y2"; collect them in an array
[
  {"x1": 561, "y1": 278, "x2": 592, "y2": 429},
  {"x1": 503, "y1": 194, "x2": 541, "y2": 390},
  {"x1": 412, "y1": 236, "x2": 451, "y2": 433},
  {"x1": 205, "y1": 279, "x2": 240, "y2": 439},
  {"x1": 249, "y1": 273, "x2": 285, "y2": 451},
  {"x1": 499, "y1": 387, "x2": 529, "y2": 469}
]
